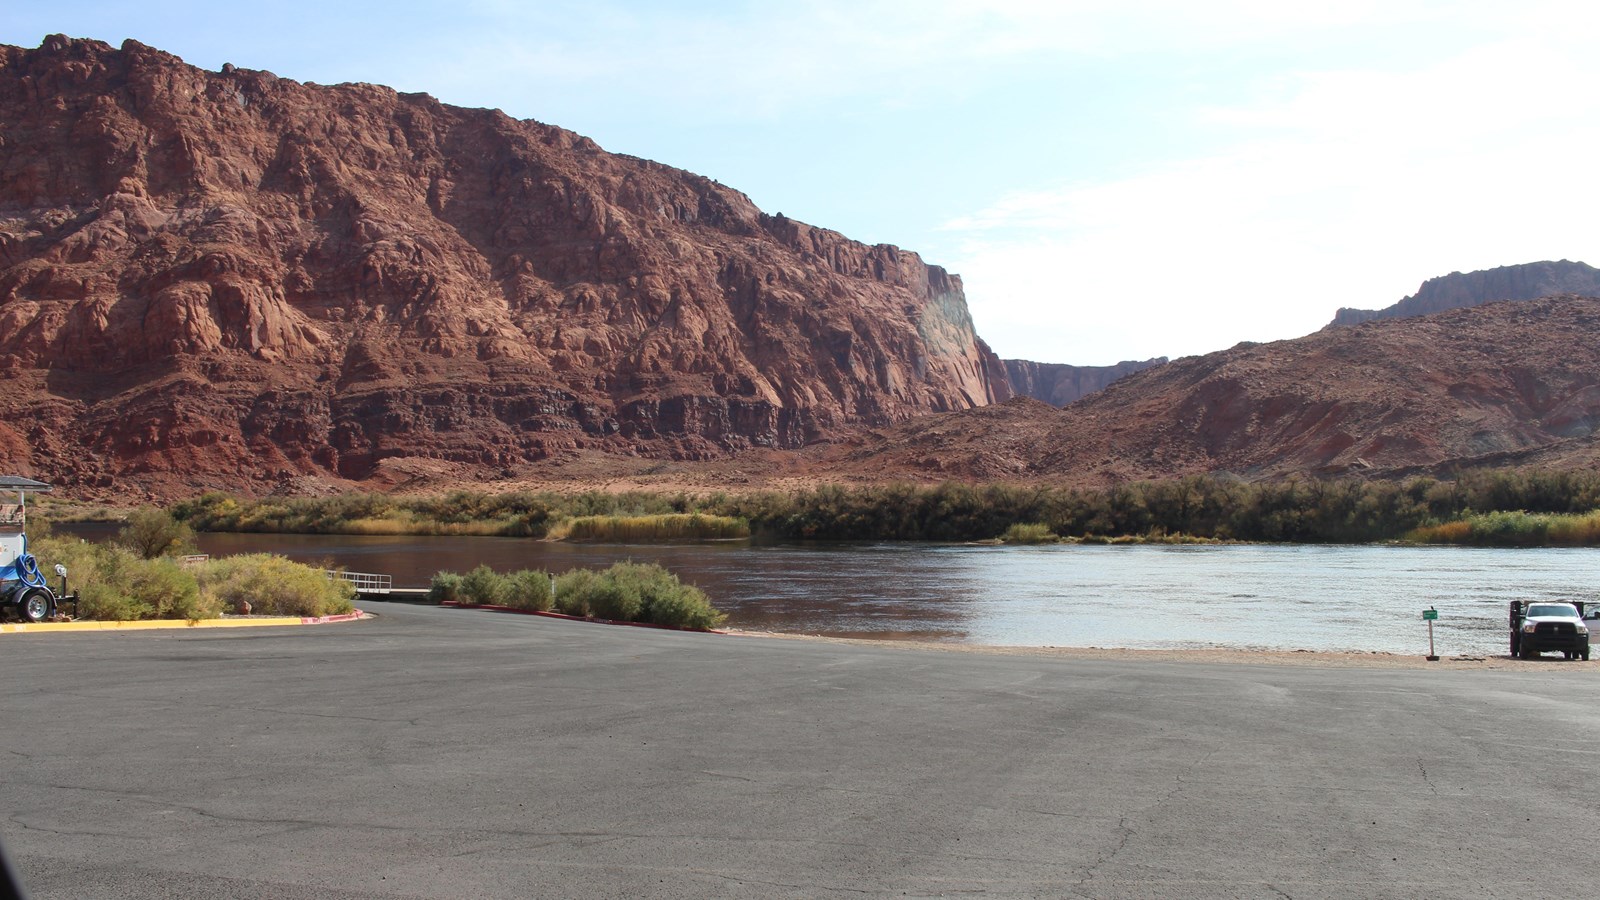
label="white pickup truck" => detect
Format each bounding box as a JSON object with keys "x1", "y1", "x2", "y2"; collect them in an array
[{"x1": 1509, "y1": 600, "x2": 1590, "y2": 661}]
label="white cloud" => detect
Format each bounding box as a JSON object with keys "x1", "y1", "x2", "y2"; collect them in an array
[{"x1": 946, "y1": 20, "x2": 1600, "y2": 364}]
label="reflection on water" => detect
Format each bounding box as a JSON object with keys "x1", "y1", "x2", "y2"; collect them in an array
[{"x1": 58, "y1": 525, "x2": 1600, "y2": 655}]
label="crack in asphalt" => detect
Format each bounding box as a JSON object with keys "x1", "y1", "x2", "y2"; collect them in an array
[
  {"x1": 1070, "y1": 747, "x2": 1218, "y2": 896},
  {"x1": 1416, "y1": 757, "x2": 1439, "y2": 795}
]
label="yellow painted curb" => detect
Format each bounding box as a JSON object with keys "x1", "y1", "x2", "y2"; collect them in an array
[{"x1": 0, "y1": 612, "x2": 366, "y2": 635}]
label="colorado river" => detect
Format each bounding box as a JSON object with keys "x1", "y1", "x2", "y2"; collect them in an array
[{"x1": 58, "y1": 526, "x2": 1600, "y2": 655}]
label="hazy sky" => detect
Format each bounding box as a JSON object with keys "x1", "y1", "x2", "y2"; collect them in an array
[{"x1": 7, "y1": 2, "x2": 1598, "y2": 364}]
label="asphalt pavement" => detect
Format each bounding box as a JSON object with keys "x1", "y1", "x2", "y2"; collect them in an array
[{"x1": 3, "y1": 601, "x2": 1597, "y2": 898}]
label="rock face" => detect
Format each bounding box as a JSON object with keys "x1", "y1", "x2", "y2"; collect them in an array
[
  {"x1": 1003, "y1": 357, "x2": 1167, "y2": 407},
  {"x1": 0, "y1": 36, "x2": 1008, "y2": 495},
  {"x1": 1327, "y1": 260, "x2": 1600, "y2": 328},
  {"x1": 836, "y1": 296, "x2": 1600, "y2": 484}
]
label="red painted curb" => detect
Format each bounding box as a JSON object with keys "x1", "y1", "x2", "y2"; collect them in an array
[{"x1": 439, "y1": 601, "x2": 724, "y2": 634}]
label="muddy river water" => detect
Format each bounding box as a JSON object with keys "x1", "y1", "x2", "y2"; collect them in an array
[{"x1": 60, "y1": 526, "x2": 1600, "y2": 656}]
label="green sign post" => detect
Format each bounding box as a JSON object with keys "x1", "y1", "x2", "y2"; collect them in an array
[
  {"x1": 1423, "y1": 607, "x2": 1439, "y2": 660},
  {"x1": 1422, "y1": 609, "x2": 1438, "y2": 621}
]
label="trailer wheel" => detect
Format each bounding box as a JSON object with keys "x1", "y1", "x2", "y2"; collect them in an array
[
  {"x1": 1510, "y1": 632, "x2": 1520, "y2": 657},
  {"x1": 18, "y1": 589, "x2": 53, "y2": 623}
]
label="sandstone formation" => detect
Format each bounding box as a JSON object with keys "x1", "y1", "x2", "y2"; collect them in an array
[
  {"x1": 1327, "y1": 260, "x2": 1600, "y2": 328},
  {"x1": 0, "y1": 36, "x2": 1009, "y2": 497},
  {"x1": 1003, "y1": 357, "x2": 1167, "y2": 407},
  {"x1": 836, "y1": 296, "x2": 1600, "y2": 484}
]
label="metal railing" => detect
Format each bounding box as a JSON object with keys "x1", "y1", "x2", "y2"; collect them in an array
[{"x1": 325, "y1": 570, "x2": 392, "y2": 594}]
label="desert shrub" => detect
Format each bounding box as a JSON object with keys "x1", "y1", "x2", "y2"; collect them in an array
[
  {"x1": 551, "y1": 563, "x2": 723, "y2": 629},
  {"x1": 115, "y1": 506, "x2": 195, "y2": 559},
  {"x1": 571, "y1": 566, "x2": 643, "y2": 621},
  {"x1": 1001, "y1": 523, "x2": 1057, "y2": 544},
  {"x1": 38, "y1": 538, "x2": 218, "y2": 621},
  {"x1": 552, "y1": 568, "x2": 600, "y2": 617},
  {"x1": 503, "y1": 569, "x2": 554, "y2": 611},
  {"x1": 428, "y1": 571, "x2": 466, "y2": 603},
  {"x1": 461, "y1": 564, "x2": 510, "y2": 606},
  {"x1": 132, "y1": 558, "x2": 216, "y2": 619},
  {"x1": 76, "y1": 581, "x2": 155, "y2": 621},
  {"x1": 627, "y1": 565, "x2": 724, "y2": 629},
  {"x1": 194, "y1": 554, "x2": 355, "y2": 617}
]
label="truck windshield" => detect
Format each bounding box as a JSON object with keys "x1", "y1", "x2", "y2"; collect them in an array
[{"x1": 1527, "y1": 604, "x2": 1578, "y2": 618}]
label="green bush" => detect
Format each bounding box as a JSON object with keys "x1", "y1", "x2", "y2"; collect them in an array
[
  {"x1": 590, "y1": 576, "x2": 643, "y2": 622},
  {"x1": 428, "y1": 571, "x2": 466, "y2": 603},
  {"x1": 32, "y1": 537, "x2": 218, "y2": 622},
  {"x1": 77, "y1": 581, "x2": 155, "y2": 621},
  {"x1": 194, "y1": 554, "x2": 355, "y2": 617},
  {"x1": 115, "y1": 506, "x2": 196, "y2": 559},
  {"x1": 1001, "y1": 523, "x2": 1057, "y2": 544},
  {"x1": 461, "y1": 564, "x2": 510, "y2": 606},
  {"x1": 551, "y1": 562, "x2": 723, "y2": 629},
  {"x1": 552, "y1": 568, "x2": 599, "y2": 617},
  {"x1": 504, "y1": 569, "x2": 554, "y2": 611}
]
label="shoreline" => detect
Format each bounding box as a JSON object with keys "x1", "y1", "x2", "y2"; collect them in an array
[{"x1": 726, "y1": 629, "x2": 1595, "y2": 670}]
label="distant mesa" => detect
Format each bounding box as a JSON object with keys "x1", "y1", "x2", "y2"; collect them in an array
[
  {"x1": 1002, "y1": 357, "x2": 1168, "y2": 407},
  {"x1": 1326, "y1": 260, "x2": 1600, "y2": 329},
  {"x1": 840, "y1": 294, "x2": 1600, "y2": 485}
]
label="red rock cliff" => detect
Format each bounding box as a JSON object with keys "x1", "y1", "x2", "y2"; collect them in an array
[
  {"x1": 1327, "y1": 260, "x2": 1600, "y2": 328},
  {"x1": 0, "y1": 35, "x2": 1009, "y2": 494},
  {"x1": 1003, "y1": 357, "x2": 1167, "y2": 407}
]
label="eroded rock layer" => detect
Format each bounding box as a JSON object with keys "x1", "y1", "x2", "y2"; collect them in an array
[
  {"x1": 1327, "y1": 260, "x2": 1600, "y2": 328},
  {"x1": 0, "y1": 36, "x2": 1007, "y2": 495},
  {"x1": 1003, "y1": 357, "x2": 1167, "y2": 407}
]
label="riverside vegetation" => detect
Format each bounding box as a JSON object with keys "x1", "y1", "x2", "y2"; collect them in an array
[
  {"x1": 29, "y1": 514, "x2": 355, "y2": 621},
  {"x1": 427, "y1": 562, "x2": 725, "y2": 631},
  {"x1": 167, "y1": 469, "x2": 1600, "y2": 546}
]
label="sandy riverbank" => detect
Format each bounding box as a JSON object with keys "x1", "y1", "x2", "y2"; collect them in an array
[{"x1": 727, "y1": 629, "x2": 1598, "y2": 670}]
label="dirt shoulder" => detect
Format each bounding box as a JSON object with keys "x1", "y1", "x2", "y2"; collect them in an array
[{"x1": 727, "y1": 629, "x2": 1594, "y2": 671}]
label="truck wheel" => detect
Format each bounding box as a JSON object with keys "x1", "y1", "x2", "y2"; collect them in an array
[
  {"x1": 18, "y1": 589, "x2": 53, "y2": 623},
  {"x1": 1584, "y1": 648, "x2": 1591, "y2": 662},
  {"x1": 1519, "y1": 644, "x2": 1534, "y2": 660}
]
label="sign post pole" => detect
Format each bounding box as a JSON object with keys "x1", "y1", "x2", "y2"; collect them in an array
[{"x1": 1423, "y1": 607, "x2": 1439, "y2": 661}]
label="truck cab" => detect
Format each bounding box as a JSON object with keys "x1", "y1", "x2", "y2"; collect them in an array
[{"x1": 1510, "y1": 600, "x2": 1590, "y2": 661}]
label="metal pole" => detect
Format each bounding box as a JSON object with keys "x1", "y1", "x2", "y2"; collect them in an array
[{"x1": 1426, "y1": 606, "x2": 1439, "y2": 661}]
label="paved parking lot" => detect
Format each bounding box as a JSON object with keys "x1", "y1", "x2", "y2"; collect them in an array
[{"x1": 3, "y1": 601, "x2": 1597, "y2": 898}]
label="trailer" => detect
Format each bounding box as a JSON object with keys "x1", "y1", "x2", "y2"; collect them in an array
[{"x1": 0, "y1": 475, "x2": 75, "y2": 623}]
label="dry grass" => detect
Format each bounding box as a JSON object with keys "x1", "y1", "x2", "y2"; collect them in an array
[{"x1": 550, "y1": 513, "x2": 749, "y2": 542}]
